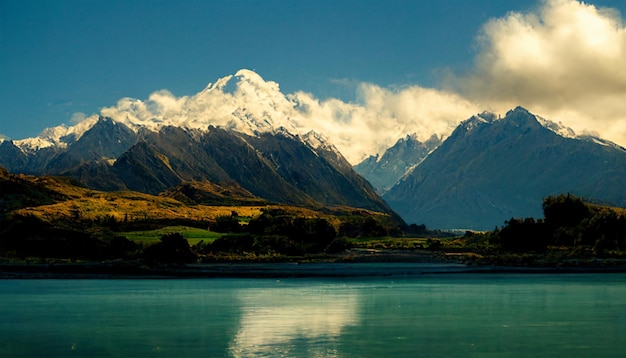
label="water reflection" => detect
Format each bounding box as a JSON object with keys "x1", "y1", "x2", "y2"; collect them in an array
[{"x1": 229, "y1": 281, "x2": 360, "y2": 357}]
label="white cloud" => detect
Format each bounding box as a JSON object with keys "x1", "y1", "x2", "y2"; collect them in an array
[
  {"x1": 451, "y1": 0, "x2": 626, "y2": 147},
  {"x1": 69, "y1": 112, "x2": 86, "y2": 125}
]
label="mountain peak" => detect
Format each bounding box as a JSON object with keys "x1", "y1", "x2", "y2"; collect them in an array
[
  {"x1": 507, "y1": 106, "x2": 531, "y2": 116},
  {"x1": 13, "y1": 114, "x2": 103, "y2": 153},
  {"x1": 503, "y1": 107, "x2": 577, "y2": 139},
  {"x1": 460, "y1": 111, "x2": 497, "y2": 131},
  {"x1": 458, "y1": 107, "x2": 581, "y2": 142}
]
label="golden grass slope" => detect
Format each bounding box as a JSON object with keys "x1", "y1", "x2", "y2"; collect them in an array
[
  {"x1": 4, "y1": 170, "x2": 395, "y2": 227},
  {"x1": 14, "y1": 189, "x2": 264, "y2": 223}
]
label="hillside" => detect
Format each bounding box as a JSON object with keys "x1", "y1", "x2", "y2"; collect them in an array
[{"x1": 1, "y1": 121, "x2": 393, "y2": 215}]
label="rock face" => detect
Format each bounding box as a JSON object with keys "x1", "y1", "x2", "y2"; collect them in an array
[{"x1": 383, "y1": 107, "x2": 626, "y2": 230}]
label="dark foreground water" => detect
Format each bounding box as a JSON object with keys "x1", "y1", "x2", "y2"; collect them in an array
[{"x1": 1, "y1": 265, "x2": 625, "y2": 357}]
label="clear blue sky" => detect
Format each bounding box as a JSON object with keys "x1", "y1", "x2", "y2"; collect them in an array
[{"x1": 1, "y1": 0, "x2": 625, "y2": 140}]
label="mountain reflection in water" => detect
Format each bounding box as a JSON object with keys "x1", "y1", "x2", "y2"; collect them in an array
[{"x1": 229, "y1": 282, "x2": 359, "y2": 357}]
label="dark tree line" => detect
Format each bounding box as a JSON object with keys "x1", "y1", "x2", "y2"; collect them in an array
[{"x1": 489, "y1": 194, "x2": 626, "y2": 254}]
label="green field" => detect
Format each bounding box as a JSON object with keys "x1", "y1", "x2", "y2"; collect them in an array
[
  {"x1": 121, "y1": 226, "x2": 222, "y2": 246},
  {"x1": 350, "y1": 237, "x2": 434, "y2": 250}
]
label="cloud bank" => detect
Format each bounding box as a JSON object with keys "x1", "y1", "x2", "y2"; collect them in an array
[
  {"x1": 84, "y1": 0, "x2": 626, "y2": 164},
  {"x1": 100, "y1": 70, "x2": 478, "y2": 164}
]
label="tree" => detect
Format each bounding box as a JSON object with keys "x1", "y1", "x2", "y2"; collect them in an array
[{"x1": 543, "y1": 194, "x2": 590, "y2": 229}]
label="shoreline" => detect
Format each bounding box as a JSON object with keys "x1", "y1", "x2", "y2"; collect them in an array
[{"x1": 3, "y1": 251, "x2": 626, "y2": 279}]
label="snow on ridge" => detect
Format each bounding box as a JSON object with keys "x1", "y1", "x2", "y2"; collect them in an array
[
  {"x1": 302, "y1": 130, "x2": 345, "y2": 160},
  {"x1": 532, "y1": 114, "x2": 623, "y2": 149},
  {"x1": 14, "y1": 137, "x2": 58, "y2": 153},
  {"x1": 14, "y1": 114, "x2": 102, "y2": 153},
  {"x1": 535, "y1": 115, "x2": 577, "y2": 139},
  {"x1": 303, "y1": 130, "x2": 326, "y2": 149}
]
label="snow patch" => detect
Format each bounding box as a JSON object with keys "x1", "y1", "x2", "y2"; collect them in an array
[{"x1": 460, "y1": 112, "x2": 497, "y2": 131}]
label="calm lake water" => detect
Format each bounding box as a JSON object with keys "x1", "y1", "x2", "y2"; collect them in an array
[{"x1": 1, "y1": 265, "x2": 625, "y2": 357}]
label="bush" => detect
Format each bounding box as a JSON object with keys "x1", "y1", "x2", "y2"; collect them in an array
[
  {"x1": 325, "y1": 237, "x2": 353, "y2": 254},
  {"x1": 246, "y1": 211, "x2": 337, "y2": 254}
]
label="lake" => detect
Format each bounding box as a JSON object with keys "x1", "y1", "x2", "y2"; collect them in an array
[{"x1": 1, "y1": 265, "x2": 625, "y2": 357}]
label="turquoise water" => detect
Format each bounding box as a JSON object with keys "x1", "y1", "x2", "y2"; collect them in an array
[{"x1": 1, "y1": 269, "x2": 625, "y2": 357}]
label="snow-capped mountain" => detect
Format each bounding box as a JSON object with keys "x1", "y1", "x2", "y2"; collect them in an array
[
  {"x1": 8, "y1": 70, "x2": 304, "y2": 155},
  {"x1": 1, "y1": 70, "x2": 345, "y2": 175},
  {"x1": 382, "y1": 107, "x2": 626, "y2": 230}
]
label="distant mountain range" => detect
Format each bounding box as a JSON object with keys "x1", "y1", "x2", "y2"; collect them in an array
[
  {"x1": 380, "y1": 107, "x2": 626, "y2": 230},
  {"x1": 1, "y1": 69, "x2": 624, "y2": 231}
]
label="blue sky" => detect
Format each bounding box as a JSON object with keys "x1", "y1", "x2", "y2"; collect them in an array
[
  {"x1": 0, "y1": 0, "x2": 532, "y2": 138},
  {"x1": 2, "y1": 0, "x2": 626, "y2": 155}
]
